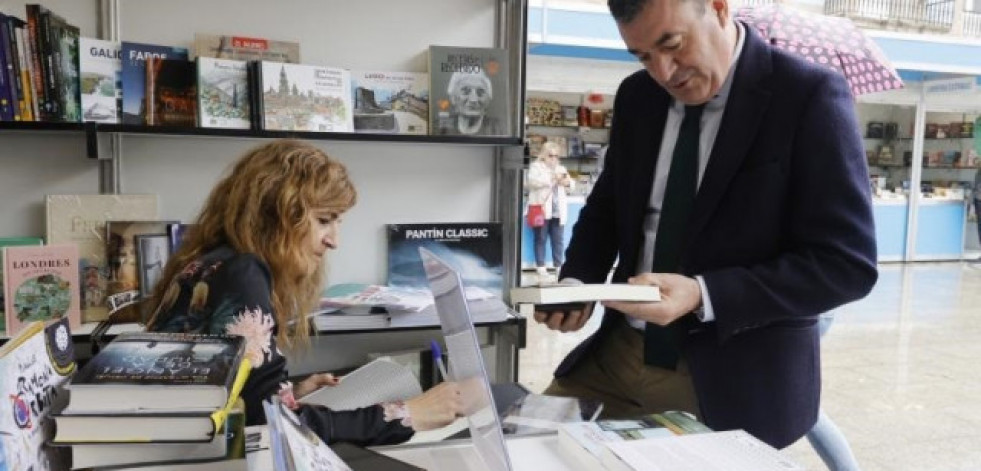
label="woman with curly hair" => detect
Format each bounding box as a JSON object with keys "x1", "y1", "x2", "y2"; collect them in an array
[{"x1": 146, "y1": 139, "x2": 461, "y2": 446}]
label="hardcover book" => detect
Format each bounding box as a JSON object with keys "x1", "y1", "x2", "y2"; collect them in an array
[
  {"x1": 197, "y1": 57, "x2": 250, "y2": 129},
  {"x1": 193, "y1": 33, "x2": 300, "y2": 63},
  {"x1": 387, "y1": 222, "x2": 503, "y2": 297},
  {"x1": 145, "y1": 57, "x2": 197, "y2": 126},
  {"x1": 429, "y1": 45, "x2": 510, "y2": 137},
  {"x1": 78, "y1": 37, "x2": 120, "y2": 123},
  {"x1": 3, "y1": 243, "x2": 81, "y2": 336},
  {"x1": 105, "y1": 219, "x2": 178, "y2": 322},
  {"x1": 509, "y1": 283, "x2": 660, "y2": 306},
  {"x1": 350, "y1": 70, "x2": 428, "y2": 134},
  {"x1": 0, "y1": 318, "x2": 76, "y2": 471},
  {"x1": 259, "y1": 61, "x2": 353, "y2": 132},
  {"x1": 67, "y1": 331, "x2": 248, "y2": 413},
  {"x1": 0, "y1": 236, "x2": 44, "y2": 334},
  {"x1": 119, "y1": 41, "x2": 188, "y2": 125},
  {"x1": 45, "y1": 194, "x2": 159, "y2": 323}
]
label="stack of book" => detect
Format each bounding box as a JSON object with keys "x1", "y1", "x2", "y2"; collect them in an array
[{"x1": 50, "y1": 331, "x2": 252, "y2": 470}]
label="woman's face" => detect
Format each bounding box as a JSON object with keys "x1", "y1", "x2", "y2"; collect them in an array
[{"x1": 304, "y1": 209, "x2": 342, "y2": 274}]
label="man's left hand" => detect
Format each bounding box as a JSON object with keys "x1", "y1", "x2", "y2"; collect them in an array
[{"x1": 604, "y1": 273, "x2": 702, "y2": 326}]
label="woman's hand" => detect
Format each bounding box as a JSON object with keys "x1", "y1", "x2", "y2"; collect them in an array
[
  {"x1": 293, "y1": 372, "x2": 340, "y2": 399},
  {"x1": 404, "y1": 381, "x2": 463, "y2": 431}
]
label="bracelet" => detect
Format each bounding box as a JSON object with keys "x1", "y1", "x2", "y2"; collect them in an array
[{"x1": 382, "y1": 400, "x2": 413, "y2": 428}]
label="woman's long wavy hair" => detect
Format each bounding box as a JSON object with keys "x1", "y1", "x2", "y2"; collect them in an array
[{"x1": 145, "y1": 140, "x2": 357, "y2": 349}]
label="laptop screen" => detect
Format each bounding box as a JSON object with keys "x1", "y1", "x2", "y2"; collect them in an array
[{"x1": 419, "y1": 247, "x2": 513, "y2": 471}]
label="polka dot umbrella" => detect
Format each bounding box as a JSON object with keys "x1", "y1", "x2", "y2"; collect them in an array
[{"x1": 734, "y1": 4, "x2": 904, "y2": 96}]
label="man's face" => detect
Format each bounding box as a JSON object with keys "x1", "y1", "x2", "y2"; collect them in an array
[
  {"x1": 618, "y1": 0, "x2": 733, "y2": 105},
  {"x1": 451, "y1": 76, "x2": 492, "y2": 117}
]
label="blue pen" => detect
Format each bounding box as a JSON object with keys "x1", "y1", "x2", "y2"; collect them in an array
[{"x1": 429, "y1": 340, "x2": 449, "y2": 381}]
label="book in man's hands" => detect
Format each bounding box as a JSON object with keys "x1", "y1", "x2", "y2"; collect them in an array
[{"x1": 509, "y1": 283, "x2": 660, "y2": 306}]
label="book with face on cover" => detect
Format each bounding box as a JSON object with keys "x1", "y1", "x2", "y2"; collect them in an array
[
  {"x1": 0, "y1": 317, "x2": 76, "y2": 471},
  {"x1": 44, "y1": 194, "x2": 159, "y2": 323},
  {"x1": 3, "y1": 244, "x2": 81, "y2": 337},
  {"x1": 428, "y1": 45, "x2": 510, "y2": 137}
]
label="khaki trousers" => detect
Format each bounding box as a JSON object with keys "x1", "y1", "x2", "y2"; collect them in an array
[{"x1": 544, "y1": 318, "x2": 700, "y2": 419}]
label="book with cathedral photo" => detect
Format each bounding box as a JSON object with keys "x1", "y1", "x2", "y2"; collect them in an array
[
  {"x1": 350, "y1": 70, "x2": 428, "y2": 134},
  {"x1": 258, "y1": 60, "x2": 352, "y2": 132},
  {"x1": 428, "y1": 45, "x2": 510, "y2": 137}
]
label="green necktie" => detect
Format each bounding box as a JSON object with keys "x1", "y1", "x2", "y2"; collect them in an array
[{"x1": 644, "y1": 104, "x2": 704, "y2": 369}]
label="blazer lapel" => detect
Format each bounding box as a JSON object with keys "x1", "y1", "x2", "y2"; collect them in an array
[
  {"x1": 690, "y1": 25, "x2": 773, "y2": 239},
  {"x1": 624, "y1": 83, "x2": 671, "y2": 274}
]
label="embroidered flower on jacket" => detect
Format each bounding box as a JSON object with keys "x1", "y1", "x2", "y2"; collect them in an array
[{"x1": 225, "y1": 307, "x2": 274, "y2": 367}]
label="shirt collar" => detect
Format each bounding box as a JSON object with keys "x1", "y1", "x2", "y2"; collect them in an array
[{"x1": 671, "y1": 21, "x2": 746, "y2": 113}]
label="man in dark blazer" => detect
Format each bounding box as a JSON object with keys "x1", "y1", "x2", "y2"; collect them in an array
[{"x1": 535, "y1": 0, "x2": 878, "y2": 449}]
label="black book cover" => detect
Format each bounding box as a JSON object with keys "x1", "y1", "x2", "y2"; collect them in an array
[
  {"x1": 387, "y1": 222, "x2": 503, "y2": 296},
  {"x1": 146, "y1": 57, "x2": 196, "y2": 126},
  {"x1": 73, "y1": 332, "x2": 245, "y2": 388}
]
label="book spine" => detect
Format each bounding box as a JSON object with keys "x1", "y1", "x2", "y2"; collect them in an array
[
  {"x1": 0, "y1": 16, "x2": 12, "y2": 121},
  {"x1": 45, "y1": 14, "x2": 65, "y2": 122},
  {"x1": 25, "y1": 5, "x2": 46, "y2": 121},
  {"x1": 1, "y1": 17, "x2": 24, "y2": 121},
  {"x1": 17, "y1": 25, "x2": 37, "y2": 120},
  {"x1": 248, "y1": 60, "x2": 262, "y2": 130},
  {"x1": 145, "y1": 57, "x2": 157, "y2": 126},
  {"x1": 36, "y1": 7, "x2": 57, "y2": 121},
  {"x1": 13, "y1": 20, "x2": 33, "y2": 121}
]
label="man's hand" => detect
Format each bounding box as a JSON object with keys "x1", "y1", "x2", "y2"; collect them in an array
[
  {"x1": 293, "y1": 372, "x2": 340, "y2": 399},
  {"x1": 533, "y1": 302, "x2": 595, "y2": 332},
  {"x1": 604, "y1": 273, "x2": 701, "y2": 326}
]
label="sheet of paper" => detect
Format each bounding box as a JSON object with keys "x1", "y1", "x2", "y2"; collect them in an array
[
  {"x1": 603, "y1": 430, "x2": 805, "y2": 471},
  {"x1": 301, "y1": 357, "x2": 422, "y2": 411}
]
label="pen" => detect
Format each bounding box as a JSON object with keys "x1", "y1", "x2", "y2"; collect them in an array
[{"x1": 429, "y1": 340, "x2": 449, "y2": 381}]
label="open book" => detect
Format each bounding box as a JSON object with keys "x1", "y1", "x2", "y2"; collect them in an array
[
  {"x1": 301, "y1": 357, "x2": 422, "y2": 411},
  {"x1": 509, "y1": 284, "x2": 660, "y2": 305}
]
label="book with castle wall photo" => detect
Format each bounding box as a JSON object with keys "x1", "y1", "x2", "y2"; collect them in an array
[
  {"x1": 79, "y1": 37, "x2": 120, "y2": 123},
  {"x1": 3, "y1": 244, "x2": 81, "y2": 337},
  {"x1": 351, "y1": 70, "x2": 428, "y2": 135},
  {"x1": 429, "y1": 45, "x2": 510, "y2": 137},
  {"x1": 0, "y1": 317, "x2": 76, "y2": 471},
  {"x1": 145, "y1": 57, "x2": 197, "y2": 127},
  {"x1": 259, "y1": 61, "x2": 353, "y2": 133},
  {"x1": 45, "y1": 194, "x2": 159, "y2": 323}
]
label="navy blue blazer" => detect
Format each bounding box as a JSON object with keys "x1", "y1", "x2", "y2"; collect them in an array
[{"x1": 557, "y1": 25, "x2": 878, "y2": 449}]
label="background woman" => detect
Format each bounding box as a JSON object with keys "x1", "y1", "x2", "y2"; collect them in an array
[{"x1": 526, "y1": 141, "x2": 574, "y2": 278}]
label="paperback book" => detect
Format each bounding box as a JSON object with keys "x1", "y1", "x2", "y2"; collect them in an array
[
  {"x1": 145, "y1": 57, "x2": 197, "y2": 126},
  {"x1": 259, "y1": 61, "x2": 353, "y2": 132},
  {"x1": 0, "y1": 236, "x2": 44, "y2": 333},
  {"x1": 193, "y1": 33, "x2": 300, "y2": 63},
  {"x1": 509, "y1": 283, "x2": 661, "y2": 306},
  {"x1": 0, "y1": 318, "x2": 76, "y2": 471},
  {"x1": 429, "y1": 45, "x2": 510, "y2": 137},
  {"x1": 197, "y1": 57, "x2": 250, "y2": 129},
  {"x1": 350, "y1": 70, "x2": 428, "y2": 134},
  {"x1": 78, "y1": 37, "x2": 120, "y2": 123},
  {"x1": 44, "y1": 194, "x2": 159, "y2": 323},
  {"x1": 387, "y1": 222, "x2": 503, "y2": 297},
  {"x1": 119, "y1": 41, "x2": 188, "y2": 125},
  {"x1": 3, "y1": 244, "x2": 81, "y2": 336}
]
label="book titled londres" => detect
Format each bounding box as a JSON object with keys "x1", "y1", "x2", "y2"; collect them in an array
[{"x1": 2, "y1": 244, "x2": 81, "y2": 337}]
